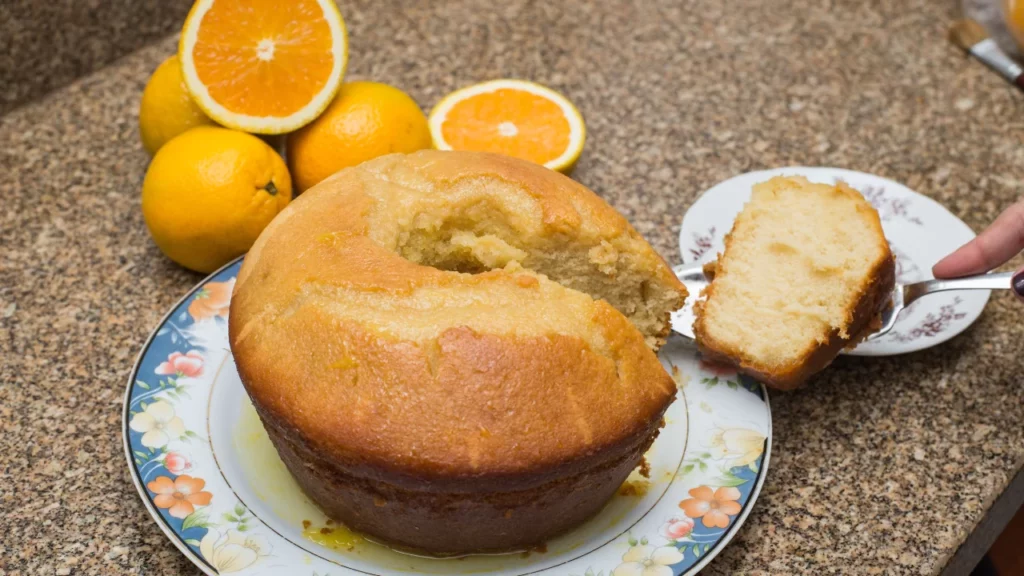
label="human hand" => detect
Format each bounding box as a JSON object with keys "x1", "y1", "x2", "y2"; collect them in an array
[{"x1": 932, "y1": 199, "x2": 1024, "y2": 299}]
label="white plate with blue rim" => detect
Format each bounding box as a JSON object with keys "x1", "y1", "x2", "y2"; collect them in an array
[
  {"x1": 123, "y1": 257, "x2": 771, "y2": 576},
  {"x1": 677, "y1": 167, "x2": 990, "y2": 356}
]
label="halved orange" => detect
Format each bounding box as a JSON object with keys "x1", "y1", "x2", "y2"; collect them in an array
[
  {"x1": 428, "y1": 79, "x2": 586, "y2": 173},
  {"x1": 179, "y1": 0, "x2": 348, "y2": 134}
]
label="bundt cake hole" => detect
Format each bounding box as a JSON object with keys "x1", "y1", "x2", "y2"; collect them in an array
[{"x1": 394, "y1": 207, "x2": 679, "y2": 349}]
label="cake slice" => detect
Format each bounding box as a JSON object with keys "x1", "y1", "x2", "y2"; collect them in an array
[{"x1": 693, "y1": 176, "x2": 895, "y2": 390}]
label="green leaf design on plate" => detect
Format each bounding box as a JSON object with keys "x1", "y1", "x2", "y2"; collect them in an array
[
  {"x1": 234, "y1": 503, "x2": 246, "y2": 516},
  {"x1": 692, "y1": 543, "x2": 702, "y2": 557},
  {"x1": 222, "y1": 512, "x2": 238, "y2": 523},
  {"x1": 713, "y1": 469, "x2": 748, "y2": 487},
  {"x1": 137, "y1": 380, "x2": 151, "y2": 390},
  {"x1": 184, "y1": 538, "x2": 200, "y2": 547},
  {"x1": 181, "y1": 508, "x2": 212, "y2": 531},
  {"x1": 749, "y1": 461, "x2": 759, "y2": 473}
]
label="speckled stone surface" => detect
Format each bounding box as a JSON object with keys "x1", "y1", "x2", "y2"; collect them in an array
[
  {"x1": 0, "y1": 0, "x2": 191, "y2": 116},
  {"x1": 2, "y1": 1, "x2": 1024, "y2": 574}
]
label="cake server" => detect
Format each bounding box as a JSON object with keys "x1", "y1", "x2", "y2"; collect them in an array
[{"x1": 669, "y1": 262, "x2": 1012, "y2": 341}]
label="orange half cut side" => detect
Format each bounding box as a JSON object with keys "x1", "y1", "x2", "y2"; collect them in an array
[
  {"x1": 429, "y1": 80, "x2": 585, "y2": 173},
  {"x1": 179, "y1": 0, "x2": 348, "y2": 134}
]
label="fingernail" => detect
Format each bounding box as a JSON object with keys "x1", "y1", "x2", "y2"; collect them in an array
[{"x1": 1013, "y1": 270, "x2": 1024, "y2": 302}]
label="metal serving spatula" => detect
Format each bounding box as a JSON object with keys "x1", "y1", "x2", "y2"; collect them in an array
[{"x1": 669, "y1": 262, "x2": 1012, "y2": 341}]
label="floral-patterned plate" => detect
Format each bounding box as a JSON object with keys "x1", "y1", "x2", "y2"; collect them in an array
[
  {"x1": 123, "y1": 257, "x2": 772, "y2": 576},
  {"x1": 678, "y1": 167, "x2": 990, "y2": 356}
]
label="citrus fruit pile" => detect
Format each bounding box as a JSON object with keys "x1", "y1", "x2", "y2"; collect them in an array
[{"x1": 139, "y1": 0, "x2": 586, "y2": 273}]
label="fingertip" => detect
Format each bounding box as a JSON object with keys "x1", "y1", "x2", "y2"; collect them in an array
[
  {"x1": 932, "y1": 253, "x2": 966, "y2": 279},
  {"x1": 931, "y1": 238, "x2": 991, "y2": 278},
  {"x1": 931, "y1": 263, "x2": 953, "y2": 279}
]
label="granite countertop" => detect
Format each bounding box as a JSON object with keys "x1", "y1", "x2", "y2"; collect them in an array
[
  {"x1": 2, "y1": 0, "x2": 1023, "y2": 574},
  {"x1": 0, "y1": 0, "x2": 192, "y2": 116}
]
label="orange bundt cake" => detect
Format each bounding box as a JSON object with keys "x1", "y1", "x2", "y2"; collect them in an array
[{"x1": 228, "y1": 150, "x2": 687, "y2": 553}]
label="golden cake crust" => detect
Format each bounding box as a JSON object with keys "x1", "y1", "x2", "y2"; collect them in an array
[
  {"x1": 695, "y1": 261, "x2": 894, "y2": 390},
  {"x1": 228, "y1": 150, "x2": 685, "y2": 552}
]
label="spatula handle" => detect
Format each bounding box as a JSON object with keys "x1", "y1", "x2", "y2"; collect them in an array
[{"x1": 904, "y1": 272, "x2": 1013, "y2": 306}]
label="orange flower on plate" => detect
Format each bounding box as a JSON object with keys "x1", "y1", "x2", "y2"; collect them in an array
[
  {"x1": 679, "y1": 485, "x2": 742, "y2": 528},
  {"x1": 188, "y1": 278, "x2": 234, "y2": 321},
  {"x1": 147, "y1": 474, "x2": 213, "y2": 519}
]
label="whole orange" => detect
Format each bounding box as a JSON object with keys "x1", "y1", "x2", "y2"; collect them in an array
[
  {"x1": 287, "y1": 81, "x2": 432, "y2": 193},
  {"x1": 142, "y1": 126, "x2": 292, "y2": 273}
]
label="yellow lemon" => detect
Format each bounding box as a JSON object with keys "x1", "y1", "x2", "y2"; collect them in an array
[
  {"x1": 287, "y1": 81, "x2": 432, "y2": 193},
  {"x1": 142, "y1": 126, "x2": 292, "y2": 273},
  {"x1": 139, "y1": 55, "x2": 216, "y2": 155}
]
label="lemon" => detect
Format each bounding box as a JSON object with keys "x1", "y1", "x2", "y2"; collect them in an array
[
  {"x1": 287, "y1": 81, "x2": 432, "y2": 192},
  {"x1": 142, "y1": 126, "x2": 292, "y2": 273},
  {"x1": 139, "y1": 55, "x2": 216, "y2": 155}
]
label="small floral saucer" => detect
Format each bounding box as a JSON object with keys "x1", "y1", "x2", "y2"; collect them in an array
[
  {"x1": 123, "y1": 257, "x2": 772, "y2": 576},
  {"x1": 678, "y1": 167, "x2": 990, "y2": 356}
]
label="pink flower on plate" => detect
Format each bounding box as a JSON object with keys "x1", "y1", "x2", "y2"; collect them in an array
[
  {"x1": 659, "y1": 515, "x2": 695, "y2": 541},
  {"x1": 163, "y1": 452, "x2": 192, "y2": 475},
  {"x1": 156, "y1": 350, "x2": 203, "y2": 378}
]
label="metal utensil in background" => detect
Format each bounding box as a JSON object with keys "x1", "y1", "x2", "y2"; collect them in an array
[
  {"x1": 669, "y1": 264, "x2": 710, "y2": 341},
  {"x1": 948, "y1": 18, "x2": 1024, "y2": 91},
  {"x1": 669, "y1": 262, "x2": 1012, "y2": 341},
  {"x1": 868, "y1": 272, "x2": 1012, "y2": 339}
]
